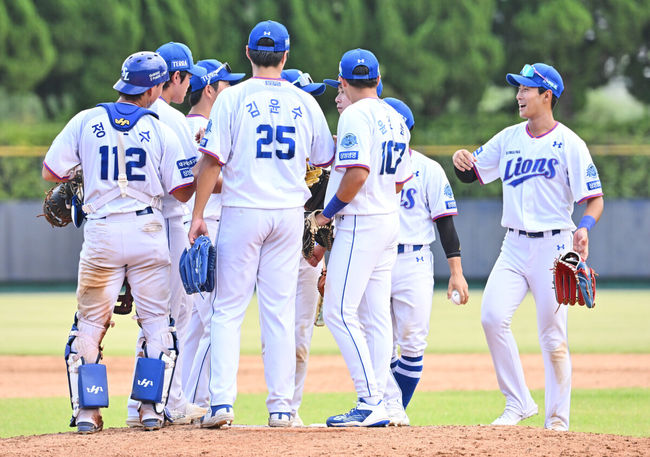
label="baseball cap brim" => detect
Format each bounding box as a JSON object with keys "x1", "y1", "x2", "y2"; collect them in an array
[
  {"x1": 113, "y1": 79, "x2": 148, "y2": 95},
  {"x1": 506, "y1": 73, "x2": 541, "y2": 89},
  {"x1": 303, "y1": 82, "x2": 326, "y2": 96},
  {"x1": 187, "y1": 65, "x2": 207, "y2": 77},
  {"x1": 324, "y1": 78, "x2": 340, "y2": 88},
  {"x1": 219, "y1": 72, "x2": 246, "y2": 83}
]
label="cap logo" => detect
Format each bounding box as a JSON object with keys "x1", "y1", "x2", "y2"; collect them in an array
[
  {"x1": 357, "y1": 59, "x2": 365, "y2": 64},
  {"x1": 264, "y1": 31, "x2": 271, "y2": 36},
  {"x1": 121, "y1": 68, "x2": 130, "y2": 81},
  {"x1": 171, "y1": 60, "x2": 188, "y2": 68}
]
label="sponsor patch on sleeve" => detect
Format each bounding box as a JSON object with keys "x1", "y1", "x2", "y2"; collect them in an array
[
  {"x1": 340, "y1": 133, "x2": 358, "y2": 149},
  {"x1": 445, "y1": 200, "x2": 457, "y2": 210},
  {"x1": 177, "y1": 157, "x2": 197, "y2": 170},
  {"x1": 180, "y1": 168, "x2": 193, "y2": 179},
  {"x1": 587, "y1": 180, "x2": 601, "y2": 190},
  {"x1": 199, "y1": 137, "x2": 208, "y2": 148},
  {"x1": 339, "y1": 151, "x2": 358, "y2": 160}
]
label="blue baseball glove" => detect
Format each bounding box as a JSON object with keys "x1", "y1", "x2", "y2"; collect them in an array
[
  {"x1": 179, "y1": 235, "x2": 216, "y2": 295},
  {"x1": 553, "y1": 251, "x2": 597, "y2": 309}
]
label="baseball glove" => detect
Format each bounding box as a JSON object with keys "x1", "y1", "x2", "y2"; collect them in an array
[
  {"x1": 302, "y1": 210, "x2": 334, "y2": 260},
  {"x1": 40, "y1": 170, "x2": 84, "y2": 228},
  {"x1": 552, "y1": 251, "x2": 597, "y2": 309},
  {"x1": 179, "y1": 235, "x2": 216, "y2": 295},
  {"x1": 304, "y1": 165, "x2": 330, "y2": 213},
  {"x1": 114, "y1": 279, "x2": 134, "y2": 315}
]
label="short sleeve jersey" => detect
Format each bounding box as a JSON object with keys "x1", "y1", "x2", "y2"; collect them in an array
[
  {"x1": 186, "y1": 114, "x2": 221, "y2": 221},
  {"x1": 151, "y1": 98, "x2": 198, "y2": 218},
  {"x1": 472, "y1": 121, "x2": 603, "y2": 231},
  {"x1": 43, "y1": 105, "x2": 191, "y2": 219},
  {"x1": 199, "y1": 77, "x2": 335, "y2": 209},
  {"x1": 325, "y1": 98, "x2": 412, "y2": 216},
  {"x1": 398, "y1": 150, "x2": 457, "y2": 245}
]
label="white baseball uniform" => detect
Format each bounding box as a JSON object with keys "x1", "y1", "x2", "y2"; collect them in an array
[
  {"x1": 322, "y1": 98, "x2": 412, "y2": 404},
  {"x1": 199, "y1": 77, "x2": 334, "y2": 413},
  {"x1": 473, "y1": 121, "x2": 603, "y2": 430},
  {"x1": 126, "y1": 97, "x2": 199, "y2": 420},
  {"x1": 382, "y1": 150, "x2": 458, "y2": 408},
  {"x1": 44, "y1": 103, "x2": 192, "y2": 426}
]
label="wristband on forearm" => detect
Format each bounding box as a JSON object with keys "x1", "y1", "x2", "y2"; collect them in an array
[
  {"x1": 578, "y1": 215, "x2": 596, "y2": 231},
  {"x1": 322, "y1": 195, "x2": 348, "y2": 219}
]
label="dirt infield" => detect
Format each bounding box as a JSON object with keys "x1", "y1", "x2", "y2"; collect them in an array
[{"x1": 2, "y1": 353, "x2": 650, "y2": 456}]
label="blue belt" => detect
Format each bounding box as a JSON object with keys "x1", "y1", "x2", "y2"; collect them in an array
[
  {"x1": 508, "y1": 228, "x2": 560, "y2": 238},
  {"x1": 397, "y1": 244, "x2": 423, "y2": 254}
]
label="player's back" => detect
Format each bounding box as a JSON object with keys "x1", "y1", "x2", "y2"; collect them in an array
[
  {"x1": 201, "y1": 78, "x2": 329, "y2": 209},
  {"x1": 327, "y1": 98, "x2": 412, "y2": 215}
]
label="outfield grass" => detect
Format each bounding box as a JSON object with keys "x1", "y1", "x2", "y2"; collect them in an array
[
  {"x1": 1, "y1": 388, "x2": 649, "y2": 438},
  {"x1": 0, "y1": 289, "x2": 648, "y2": 356}
]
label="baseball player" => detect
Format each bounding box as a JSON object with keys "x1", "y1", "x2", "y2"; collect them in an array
[
  {"x1": 181, "y1": 59, "x2": 245, "y2": 409},
  {"x1": 313, "y1": 49, "x2": 412, "y2": 427},
  {"x1": 323, "y1": 78, "x2": 382, "y2": 113},
  {"x1": 125, "y1": 41, "x2": 207, "y2": 427},
  {"x1": 42, "y1": 51, "x2": 194, "y2": 433},
  {"x1": 452, "y1": 63, "x2": 604, "y2": 431},
  {"x1": 188, "y1": 20, "x2": 334, "y2": 428},
  {"x1": 380, "y1": 97, "x2": 469, "y2": 426},
  {"x1": 279, "y1": 68, "x2": 327, "y2": 426}
]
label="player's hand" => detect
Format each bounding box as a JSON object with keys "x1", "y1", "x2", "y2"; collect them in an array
[
  {"x1": 448, "y1": 273, "x2": 469, "y2": 305},
  {"x1": 315, "y1": 212, "x2": 330, "y2": 226},
  {"x1": 573, "y1": 228, "x2": 589, "y2": 260},
  {"x1": 452, "y1": 149, "x2": 476, "y2": 171},
  {"x1": 307, "y1": 244, "x2": 326, "y2": 267},
  {"x1": 188, "y1": 217, "x2": 208, "y2": 245}
]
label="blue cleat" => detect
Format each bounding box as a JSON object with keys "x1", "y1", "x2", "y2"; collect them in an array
[{"x1": 326, "y1": 399, "x2": 389, "y2": 427}]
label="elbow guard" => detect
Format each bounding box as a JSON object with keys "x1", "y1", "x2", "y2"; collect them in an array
[
  {"x1": 454, "y1": 166, "x2": 478, "y2": 184},
  {"x1": 435, "y1": 215, "x2": 461, "y2": 258}
]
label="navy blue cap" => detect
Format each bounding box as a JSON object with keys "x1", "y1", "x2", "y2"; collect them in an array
[
  {"x1": 339, "y1": 48, "x2": 380, "y2": 80},
  {"x1": 506, "y1": 63, "x2": 564, "y2": 98},
  {"x1": 282, "y1": 69, "x2": 326, "y2": 96},
  {"x1": 384, "y1": 97, "x2": 414, "y2": 130},
  {"x1": 113, "y1": 51, "x2": 169, "y2": 95},
  {"x1": 324, "y1": 78, "x2": 383, "y2": 96},
  {"x1": 248, "y1": 20, "x2": 290, "y2": 52},
  {"x1": 190, "y1": 59, "x2": 245, "y2": 92},
  {"x1": 156, "y1": 42, "x2": 205, "y2": 77}
]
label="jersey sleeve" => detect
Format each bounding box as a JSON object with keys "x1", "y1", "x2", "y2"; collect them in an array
[
  {"x1": 198, "y1": 92, "x2": 231, "y2": 166},
  {"x1": 565, "y1": 137, "x2": 603, "y2": 204},
  {"x1": 426, "y1": 160, "x2": 458, "y2": 220},
  {"x1": 308, "y1": 98, "x2": 335, "y2": 167},
  {"x1": 43, "y1": 110, "x2": 87, "y2": 179},
  {"x1": 160, "y1": 125, "x2": 194, "y2": 194},
  {"x1": 335, "y1": 108, "x2": 371, "y2": 172},
  {"x1": 472, "y1": 129, "x2": 504, "y2": 185}
]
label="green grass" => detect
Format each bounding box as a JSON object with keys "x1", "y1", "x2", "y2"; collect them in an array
[
  {"x1": 1, "y1": 389, "x2": 649, "y2": 438},
  {"x1": 0, "y1": 289, "x2": 648, "y2": 356}
]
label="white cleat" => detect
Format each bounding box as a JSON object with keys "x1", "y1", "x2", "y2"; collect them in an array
[
  {"x1": 126, "y1": 415, "x2": 143, "y2": 428},
  {"x1": 201, "y1": 405, "x2": 234, "y2": 428},
  {"x1": 291, "y1": 412, "x2": 304, "y2": 427},
  {"x1": 268, "y1": 412, "x2": 292, "y2": 427},
  {"x1": 168, "y1": 402, "x2": 208, "y2": 425},
  {"x1": 386, "y1": 401, "x2": 410, "y2": 427},
  {"x1": 491, "y1": 405, "x2": 538, "y2": 426}
]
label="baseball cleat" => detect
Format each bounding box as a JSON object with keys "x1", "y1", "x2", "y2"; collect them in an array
[
  {"x1": 142, "y1": 418, "x2": 163, "y2": 431},
  {"x1": 126, "y1": 415, "x2": 143, "y2": 428},
  {"x1": 385, "y1": 401, "x2": 410, "y2": 427},
  {"x1": 291, "y1": 412, "x2": 304, "y2": 427},
  {"x1": 326, "y1": 399, "x2": 389, "y2": 427},
  {"x1": 76, "y1": 420, "x2": 103, "y2": 434},
  {"x1": 491, "y1": 405, "x2": 538, "y2": 426},
  {"x1": 166, "y1": 402, "x2": 208, "y2": 425},
  {"x1": 201, "y1": 404, "x2": 234, "y2": 428},
  {"x1": 268, "y1": 412, "x2": 292, "y2": 427}
]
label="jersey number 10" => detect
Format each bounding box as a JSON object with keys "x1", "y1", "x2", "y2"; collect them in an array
[
  {"x1": 380, "y1": 141, "x2": 406, "y2": 175},
  {"x1": 256, "y1": 124, "x2": 295, "y2": 160},
  {"x1": 99, "y1": 146, "x2": 146, "y2": 181}
]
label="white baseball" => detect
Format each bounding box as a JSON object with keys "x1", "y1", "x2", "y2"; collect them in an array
[{"x1": 450, "y1": 289, "x2": 461, "y2": 305}]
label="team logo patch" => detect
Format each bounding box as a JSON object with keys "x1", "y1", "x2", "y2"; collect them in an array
[
  {"x1": 114, "y1": 118, "x2": 130, "y2": 126},
  {"x1": 199, "y1": 137, "x2": 208, "y2": 147},
  {"x1": 586, "y1": 164, "x2": 598, "y2": 178},
  {"x1": 340, "y1": 133, "x2": 358, "y2": 149},
  {"x1": 587, "y1": 180, "x2": 602, "y2": 190},
  {"x1": 339, "y1": 151, "x2": 358, "y2": 160},
  {"x1": 445, "y1": 200, "x2": 457, "y2": 210},
  {"x1": 443, "y1": 184, "x2": 453, "y2": 198}
]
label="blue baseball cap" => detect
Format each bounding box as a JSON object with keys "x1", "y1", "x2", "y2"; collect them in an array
[
  {"x1": 248, "y1": 20, "x2": 290, "y2": 52},
  {"x1": 190, "y1": 59, "x2": 246, "y2": 92},
  {"x1": 506, "y1": 63, "x2": 564, "y2": 98},
  {"x1": 339, "y1": 48, "x2": 380, "y2": 80},
  {"x1": 156, "y1": 42, "x2": 205, "y2": 76},
  {"x1": 384, "y1": 97, "x2": 414, "y2": 130},
  {"x1": 114, "y1": 51, "x2": 169, "y2": 95},
  {"x1": 324, "y1": 78, "x2": 383, "y2": 96},
  {"x1": 282, "y1": 69, "x2": 326, "y2": 96}
]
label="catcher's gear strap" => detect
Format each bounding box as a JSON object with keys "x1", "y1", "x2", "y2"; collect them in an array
[{"x1": 435, "y1": 215, "x2": 461, "y2": 258}]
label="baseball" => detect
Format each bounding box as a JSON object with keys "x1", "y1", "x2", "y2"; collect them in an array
[{"x1": 450, "y1": 289, "x2": 461, "y2": 305}]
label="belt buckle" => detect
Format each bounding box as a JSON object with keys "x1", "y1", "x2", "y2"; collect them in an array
[{"x1": 526, "y1": 232, "x2": 535, "y2": 238}]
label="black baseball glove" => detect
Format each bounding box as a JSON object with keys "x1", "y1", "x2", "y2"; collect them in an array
[
  {"x1": 40, "y1": 170, "x2": 84, "y2": 227},
  {"x1": 304, "y1": 167, "x2": 330, "y2": 213},
  {"x1": 302, "y1": 210, "x2": 334, "y2": 260}
]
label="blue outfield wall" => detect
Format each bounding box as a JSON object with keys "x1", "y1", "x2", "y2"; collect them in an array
[{"x1": 1, "y1": 199, "x2": 649, "y2": 282}]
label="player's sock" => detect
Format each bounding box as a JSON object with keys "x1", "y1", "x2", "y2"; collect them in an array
[
  {"x1": 393, "y1": 354, "x2": 423, "y2": 408},
  {"x1": 390, "y1": 356, "x2": 399, "y2": 374}
]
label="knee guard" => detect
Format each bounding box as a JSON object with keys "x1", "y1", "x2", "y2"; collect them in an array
[
  {"x1": 65, "y1": 313, "x2": 110, "y2": 426},
  {"x1": 131, "y1": 315, "x2": 178, "y2": 415}
]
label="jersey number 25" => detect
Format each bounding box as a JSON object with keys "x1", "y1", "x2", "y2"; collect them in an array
[{"x1": 256, "y1": 124, "x2": 295, "y2": 160}]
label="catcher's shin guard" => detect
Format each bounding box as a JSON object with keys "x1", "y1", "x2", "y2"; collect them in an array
[
  {"x1": 65, "y1": 313, "x2": 109, "y2": 426},
  {"x1": 134, "y1": 315, "x2": 179, "y2": 415}
]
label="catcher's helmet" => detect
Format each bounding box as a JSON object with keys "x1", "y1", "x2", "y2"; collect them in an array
[{"x1": 113, "y1": 51, "x2": 169, "y2": 95}]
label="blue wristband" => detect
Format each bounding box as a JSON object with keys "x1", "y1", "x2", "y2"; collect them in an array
[
  {"x1": 578, "y1": 215, "x2": 596, "y2": 231},
  {"x1": 322, "y1": 195, "x2": 348, "y2": 219}
]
